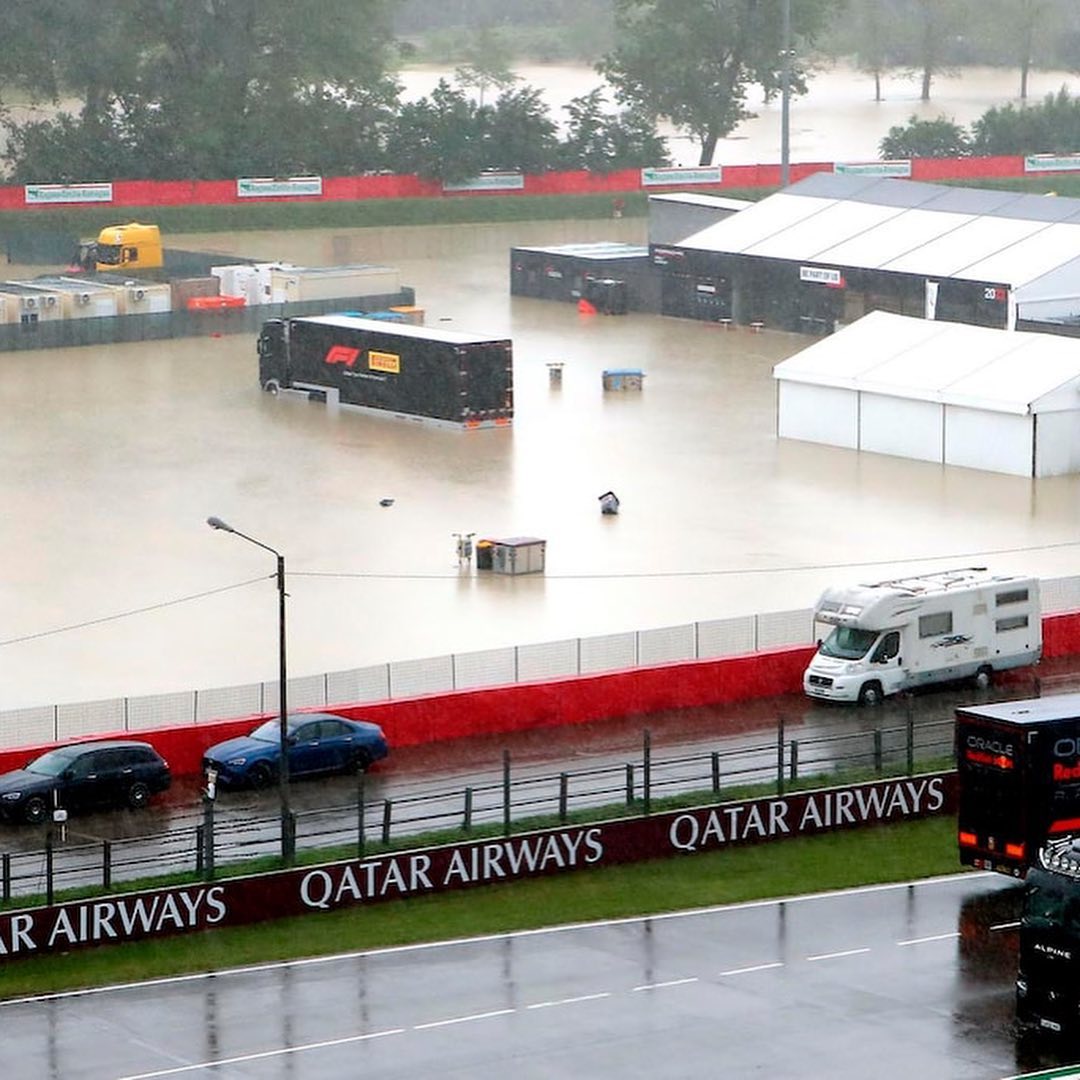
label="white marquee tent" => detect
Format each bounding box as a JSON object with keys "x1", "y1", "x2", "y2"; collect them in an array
[{"x1": 773, "y1": 311, "x2": 1080, "y2": 477}]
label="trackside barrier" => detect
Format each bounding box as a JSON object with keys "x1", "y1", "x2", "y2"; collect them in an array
[{"x1": 1, "y1": 576, "x2": 1079, "y2": 779}]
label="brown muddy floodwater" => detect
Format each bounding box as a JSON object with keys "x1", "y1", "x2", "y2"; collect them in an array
[{"x1": 3, "y1": 218, "x2": 1080, "y2": 711}]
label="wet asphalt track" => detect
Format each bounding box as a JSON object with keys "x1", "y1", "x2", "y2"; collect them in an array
[{"x1": 6, "y1": 873, "x2": 1071, "y2": 1079}]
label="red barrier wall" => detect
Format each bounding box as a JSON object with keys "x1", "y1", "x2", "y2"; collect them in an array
[{"x1": 0, "y1": 155, "x2": 1068, "y2": 212}]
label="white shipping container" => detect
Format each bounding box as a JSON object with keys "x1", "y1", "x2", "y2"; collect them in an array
[{"x1": 269, "y1": 264, "x2": 401, "y2": 304}]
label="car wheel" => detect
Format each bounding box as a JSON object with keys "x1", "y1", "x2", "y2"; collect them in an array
[
  {"x1": 23, "y1": 795, "x2": 47, "y2": 825},
  {"x1": 350, "y1": 750, "x2": 372, "y2": 774},
  {"x1": 127, "y1": 781, "x2": 151, "y2": 810},
  {"x1": 858, "y1": 681, "x2": 884, "y2": 707},
  {"x1": 249, "y1": 762, "x2": 274, "y2": 789},
  {"x1": 974, "y1": 665, "x2": 994, "y2": 690}
]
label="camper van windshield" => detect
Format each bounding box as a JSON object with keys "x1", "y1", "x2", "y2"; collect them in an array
[{"x1": 819, "y1": 626, "x2": 878, "y2": 660}]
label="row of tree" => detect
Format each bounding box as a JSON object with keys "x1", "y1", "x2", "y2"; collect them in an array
[{"x1": 3, "y1": 0, "x2": 1080, "y2": 183}]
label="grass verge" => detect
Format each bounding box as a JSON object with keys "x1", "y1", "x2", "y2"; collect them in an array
[{"x1": 0, "y1": 815, "x2": 964, "y2": 1001}]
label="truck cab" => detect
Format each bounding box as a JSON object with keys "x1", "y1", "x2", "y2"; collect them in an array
[{"x1": 72, "y1": 223, "x2": 163, "y2": 274}]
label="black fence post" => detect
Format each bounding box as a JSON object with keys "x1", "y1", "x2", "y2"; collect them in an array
[
  {"x1": 789, "y1": 740, "x2": 799, "y2": 783},
  {"x1": 381, "y1": 799, "x2": 392, "y2": 845},
  {"x1": 45, "y1": 831, "x2": 54, "y2": 907},
  {"x1": 203, "y1": 796, "x2": 215, "y2": 881},
  {"x1": 906, "y1": 694, "x2": 915, "y2": 776},
  {"x1": 195, "y1": 825, "x2": 205, "y2": 876},
  {"x1": 463, "y1": 787, "x2": 473, "y2": 833},
  {"x1": 102, "y1": 840, "x2": 112, "y2": 891},
  {"x1": 776, "y1": 715, "x2": 786, "y2": 796},
  {"x1": 873, "y1": 729, "x2": 883, "y2": 775},
  {"x1": 357, "y1": 771, "x2": 366, "y2": 859},
  {"x1": 643, "y1": 729, "x2": 652, "y2": 817},
  {"x1": 711, "y1": 751, "x2": 720, "y2": 796},
  {"x1": 503, "y1": 750, "x2": 511, "y2": 838},
  {"x1": 558, "y1": 773, "x2": 569, "y2": 823},
  {"x1": 1, "y1": 853, "x2": 9, "y2": 903},
  {"x1": 625, "y1": 763, "x2": 635, "y2": 805}
]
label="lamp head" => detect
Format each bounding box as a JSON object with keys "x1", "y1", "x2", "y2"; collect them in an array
[{"x1": 206, "y1": 516, "x2": 234, "y2": 533}]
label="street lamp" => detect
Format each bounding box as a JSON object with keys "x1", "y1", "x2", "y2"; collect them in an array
[{"x1": 206, "y1": 515, "x2": 294, "y2": 863}]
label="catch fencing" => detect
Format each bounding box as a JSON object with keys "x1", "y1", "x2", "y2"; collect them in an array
[
  {"x1": 4, "y1": 573, "x2": 1080, "y2": 752},
  {"x1": 0, "y1": 711, "x2": 955, "y2": 904}
]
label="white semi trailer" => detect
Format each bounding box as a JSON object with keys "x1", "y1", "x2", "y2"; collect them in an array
[{"x1": 803, "y1": 567, "x2": 1041, "y2": 706}]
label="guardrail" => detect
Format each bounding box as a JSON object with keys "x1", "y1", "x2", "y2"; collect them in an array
[
  {"x1": 0, "y1": 710, "x2": 955, "y2": 905},
  {"x1": 5, "y1": 572, "x2": 1080, "y2": 753}
]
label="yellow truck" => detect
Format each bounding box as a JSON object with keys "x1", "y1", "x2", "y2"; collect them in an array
[{"x1": 72, "y1": 223, "x2": 163, "y2": 273}]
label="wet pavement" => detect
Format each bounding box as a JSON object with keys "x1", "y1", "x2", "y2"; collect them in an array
[
  {"x1": 4, "y1": 218, "x2": 1080, "y2": 715},
  {"x1": 4, "y1": 873, "x2": 1072, "y2": 1079}
]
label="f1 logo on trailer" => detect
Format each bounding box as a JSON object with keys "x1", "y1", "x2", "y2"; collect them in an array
[{"x1": 324, "y1": 345, "x2": 361, "y2": 367}]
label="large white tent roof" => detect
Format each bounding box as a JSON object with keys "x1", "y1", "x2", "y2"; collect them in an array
[
  {"x1": 773, "y1": 311, "x2": 1080, "y2": 415},
  {"x1": 681, "y1": 175, "x2": 1080, "y2": 294}
]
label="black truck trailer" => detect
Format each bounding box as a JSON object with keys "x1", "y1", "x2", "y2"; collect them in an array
[
  {"x1": 257, "y1": 314, "x2": 513, "y2": 428},
  {"x1": 956, "y1": 693, "x2": 1080, "y2": 877}
]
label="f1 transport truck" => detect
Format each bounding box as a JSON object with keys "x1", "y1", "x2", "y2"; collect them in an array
[
  {"x1": 257, "y1": 315, "x2": 513, "y2": 429},
  {"x1": 956, "y1": 693, "x2": 1080, "y2": 877}
]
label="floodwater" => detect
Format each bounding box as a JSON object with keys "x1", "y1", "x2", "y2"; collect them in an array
[
  {"x1": 3, "y1": 216, "x2": 1080, "y2": 711},
  {"x1": 399, "y1": 60, "x2": 1080, "y2": 166}
]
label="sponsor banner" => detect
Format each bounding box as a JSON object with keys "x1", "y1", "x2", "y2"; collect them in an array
[
  {"x1": 641, "y1": 166, "x2": 723, "y2": 187},
  {"x1": 443, "y1": 172, "x2": 525, "y2": 192},
  {"x1": 833, "y1": 160, "x2": 912, "y2": 178},
  {"x1": 1024, "y1": 154, "x2": 1080, "y2": 174},
  {"x1": 800, "y1": 265, "x2": 845, "y2": 288},
  {"x1": 0, "y1": 773, "x2": 953, "y2": 959},
  {"x1": 236, "y1": 176, "x2": 323, "y2": 198},
  {"x1": 24, "y1": 182, "x2": 113, "y2": 205},
  {"x1": 369, "y1": 350, "x2": 400, "y2": 374}
]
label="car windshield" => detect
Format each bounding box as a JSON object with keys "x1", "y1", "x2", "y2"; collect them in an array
[
  {"x1": 25, "y1": 747, "x2": 80, "y2": 776},
  {"x1": 249, "y1": 720, "x2": 285, "y2": 743},
  {"x1": 819, "y1": 626, "x2": 878, "y2": 660}
]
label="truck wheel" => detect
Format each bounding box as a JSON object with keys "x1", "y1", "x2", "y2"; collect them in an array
[
  {"x1": 858, "y1": 681, "x2": 884, "y2": 707},
  {"x1": 262, "y1": 379, "x2": 280, "y2": 395},
  {"x1": 974, "y1": 665, "x2": 993, "y2": 690}
]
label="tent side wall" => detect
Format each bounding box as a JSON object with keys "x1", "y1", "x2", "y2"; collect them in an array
[
  {"x1": 777, "y1": 381, "x2": 858, "y2": 448},
  {"x1": 944, "y1": 407, "x2": 1033, "y2": 477},
  {"x1": 1035, "y1": 411, "x2": 1080, "y2": 477},
  {"x1": 858, "y1": 393, "x2": 943, "y2": 462}
]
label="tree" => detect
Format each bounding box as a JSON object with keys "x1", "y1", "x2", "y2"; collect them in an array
[
  {"x1": 0, "y1": 0, "x2": 401, "y2": 180},
  {"x1": 560, "y1": 87, "x2": 669, "y2": 170},
  {"x1": 879, "y1": 114, "x2": 970, "y2": 159},
  {"x1": 597, "y1": 0, "x2": 838, "y2": 167},
  {"x1": 453, "y1": 28, "x2": 520, "y2": 107},
  {"x1": 971, "y1": 88, "x2": 1080, "y2": 156},
  {"x1": 844, "y1": 0, "x2": 904, "y2": 103},
  {"x1": 890, "y1": 0, "x2": 969, "y2": 102}
]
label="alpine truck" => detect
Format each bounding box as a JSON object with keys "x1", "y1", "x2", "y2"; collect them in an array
[
  {"x1": 803, "y1": 568, "x2": 1041, "y2": 706},
  {"x1": 1017, "y1": 835, "x2": 1080, "y2": 1035},
  {"x1": 257, "y1": 315, "x2": 513, "y2": 429},
  {"x1": 956, "y1": 694, "x2": 1080, "y2": 877}
]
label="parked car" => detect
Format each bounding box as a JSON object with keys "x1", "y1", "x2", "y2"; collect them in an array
[
  {"x1": 202, "y1": 712, "x2": 388, "y2": 789},
  {"x1": 0, "y1": 740, "x2": 171, "y2": 825}
]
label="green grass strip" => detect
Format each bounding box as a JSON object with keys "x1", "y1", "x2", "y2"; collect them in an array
[{"x1": 0, "y1": 816, "x2": 963, "y2": 1001}]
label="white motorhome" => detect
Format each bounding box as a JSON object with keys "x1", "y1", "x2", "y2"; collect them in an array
[{"x1": 803, "y1": 568, "x2": 1041, "y2": 706}]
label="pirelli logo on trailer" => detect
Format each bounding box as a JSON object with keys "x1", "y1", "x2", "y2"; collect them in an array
[{"x1": 368, "y1": 350, "x2": 400, "y2": 374}]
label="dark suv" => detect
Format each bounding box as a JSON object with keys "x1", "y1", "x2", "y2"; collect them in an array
[{"x1": 0, "y1": 740, "x2": 171, "y2": 824}]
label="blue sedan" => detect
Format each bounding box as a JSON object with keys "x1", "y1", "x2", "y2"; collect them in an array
[{"x1": 202, "y1": 712, "x2": 388, "y2": 789}]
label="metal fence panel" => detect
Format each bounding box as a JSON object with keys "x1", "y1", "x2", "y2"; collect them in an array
[
  {"x1": 696, "y1": 616, "x2": 756, "y2": 658},
  {"x1": 125, "y1": 691, "x2": 196, "y2": 731},
  {"x1": 263, "y1": 674, "x2": 327, "y2": 713},
  {"x1": 756, "y1": 608, "x2": 815, "y2": 650},
  {"x1": 580, "y1": 632, "x2": 637, "y2": 674},
  {"x1": 56, "y1": 699, "x2": 126, "y2": 740},
  {"x1": 0, "y1": 706, "x2": 55, "y2": 749},
  {"x1": 389, "y1": 656, "x2": 455, "y2": 698},
  {"x1": 195, "y1": 683, "x2": 264, "y2": 723},
  {"x1": 452, "y1": 648, "x2": 517, "y2": 690},
  {"x1": 326, "y1": 664, "x2": 391, "y2": 705},
  {"x1": 516, "y1": 639, "x2": 579, "y2": 682},
  {"x1": 1043, "y1": 576, "x2": 1080, "y2": 616},
  {"x1": 638, "y1": 624, "x2": 696, "y2": 666}
]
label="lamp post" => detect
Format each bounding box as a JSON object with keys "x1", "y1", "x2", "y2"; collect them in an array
[
  {"x1": 780, "y1": 0, "x2": 792, "y2": 188},
  {"x1": 206, "y1": 515, "x2": 294, "y2": 863}
]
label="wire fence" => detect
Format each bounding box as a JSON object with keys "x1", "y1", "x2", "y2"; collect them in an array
[
  {"x1": 1, "y1": 710, "x2": 955, "y2": 906},
  {"x1": 6, "y1": 572, "x2": 1080, "y2": 752}
]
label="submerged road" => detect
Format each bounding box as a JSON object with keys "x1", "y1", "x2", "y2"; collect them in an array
[{"x1": 4, "y1": 873, "x2": 1070, "y2": 1079}]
